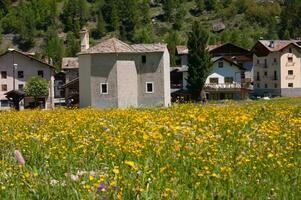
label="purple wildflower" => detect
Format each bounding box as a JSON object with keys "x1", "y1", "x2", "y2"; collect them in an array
[{"x1": 98, "y1": 182, "x2": 106, "y2": 191}]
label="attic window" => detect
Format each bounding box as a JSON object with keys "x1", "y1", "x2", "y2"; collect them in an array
[
  {"x1": 289, "y1": 48, "x2": 292, "y2": 53},
  {"x1": 288, "y1": 57, "x2": 293, "y2": 63},
  {"x1": 218, "y1": 61, "x2": 223, "y2": 68},
  {"x1": 142, "y1": 55, "x2": 147, "y2": 64}
]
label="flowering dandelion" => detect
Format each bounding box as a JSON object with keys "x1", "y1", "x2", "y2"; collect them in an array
[{"x1": 14, "y1": 150, "x2": 25, "y2": 165}]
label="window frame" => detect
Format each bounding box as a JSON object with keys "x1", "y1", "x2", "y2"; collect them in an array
[
  {"x1": 209, "y1": 78, "x2": 219, "y2": 84},
  {"x1": 100, "y1": 83, "x2": 108, "y2": 94},
  {"x1": 38, "y1": 70, "x2": 44, "y2": 78},
  {"x1": 142, "y1": 55, "x2": 147, "y2": 64},
  {"x1": 146, "y1": 82, "x2": 154, "y2": 94},
  {"x1": 218, "y1": 61, "x2": 223, "y2": 68},
  {"x1": 224, "y1": 77, "x2": 234, "y2": 84},
  {"x1": 1, "y1": 71, "x2": 7, "y2": 79},
  {"x1": 288, "y1": 70, "x2": 294, "y2": 75},
  {"x1": 1, "y1": 84, "x2": 7, "y2": 92},
  {"x1": 18, "y1": 71, "x2": 24, "y2": 79},
  {"x1": 288, "y1": 83, "x2": 294, "y2": 88}
]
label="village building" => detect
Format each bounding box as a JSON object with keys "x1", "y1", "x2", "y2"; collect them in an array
[
  {"x1": 0, "y1": 49, "x2": 54, "y2": 109},
  {"x1": 172, "y1": 43, "x2": 252, "y2": 100},
  {"x1": 252, "y1": 40, "x2": 301, "y2": 97},
  {"x1": 78, "y1": 30, "x2": 171, "y2": 108}
]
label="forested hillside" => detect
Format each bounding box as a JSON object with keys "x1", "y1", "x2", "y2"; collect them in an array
[{"x1": 0, "y1": 0, "x2": 299, "y2": 68}]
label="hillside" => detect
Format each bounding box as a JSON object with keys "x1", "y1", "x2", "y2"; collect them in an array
[{"x1": 0, "y1": 0, "x2": 298, "y2": 68}]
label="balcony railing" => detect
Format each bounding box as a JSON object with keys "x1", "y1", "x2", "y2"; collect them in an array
[{"x1": 205, "y1": 83, "x2": 243, "y2": 89}]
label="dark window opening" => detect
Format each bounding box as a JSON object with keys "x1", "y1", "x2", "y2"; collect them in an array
[
  {"x1": 218, "y1": 62, "x2": 223, "y2": 68},
  {"x1": 146, "y1": 82, "x2": 154, "y2": 93},
  {"x1": 18, "y1": 71, "x2": 24, "y2": 79},
  {"x1": 142, "y1": 55, "x2": 147, "y2": 64},
  {"x1": 1, "y1": 71, "x2": 7, "y2": 79},
  {"x1": 101, "y1": 83, "x2": 108, "y2": 94},
  {"x1": 38, "y1": 70, "x2": 44, "y2": 78}
]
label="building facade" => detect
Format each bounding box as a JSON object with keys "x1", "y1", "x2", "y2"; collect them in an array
[
  {"x1": 252, "y1": 40, "x2": 301, "y2": 97},
  {"x1": 181, "y1": 57, "x2": 249, "y2": 100},
  {"x1": 0, "y1": 50, "x2": 54, "y2": 109},
  {"x1": 78, "y1": 35, "x2": 171, "y2": 108}
]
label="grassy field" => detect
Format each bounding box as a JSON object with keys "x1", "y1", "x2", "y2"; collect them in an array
[{"x1": 0, "y1": 98, "x2": 300, "y2": 199}]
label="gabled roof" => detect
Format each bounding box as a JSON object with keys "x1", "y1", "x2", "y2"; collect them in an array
[
  {"x1": 252, "y1": 40, "x2": 301, "y2": 56},
  {"x1": 0, "y1": 50, "x2": 55, "y2": 69},
  {"x1": 131, "y1": 44, "x2": 167, "y2": 52},
  {"x1": 79, "y1": 37, "x2": 167, "y2": 55},
  {"x1": 176, "y1": 43, "x2": 248, "y2": 55},
  {"x1": 81, "y1": 38, "x2": 136, "y2": 54},
  {"x1": 62, "y1": 57, "x2": 79, "y2": 69}
]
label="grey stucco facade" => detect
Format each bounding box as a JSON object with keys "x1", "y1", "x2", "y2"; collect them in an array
[{"x1": 79, "y1": 38, "x2": 171, "y2": 108}]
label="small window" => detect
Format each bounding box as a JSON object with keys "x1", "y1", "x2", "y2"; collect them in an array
[
  {"x1": 218, "y1": 61, "x2": 223, "y2": 68},
  {"x1": 288, "y1": 70, "x2": 294, "y2": 75},
  {"x1": 146, "y1": 82, "x2": 154, "y2": 93},
  {"x1": 38, "y1": 70, "x2": 44, "y2": 78},
  {"x1": 18, "y1": 71, "x2": 24, "y2": 79},
  {"x1": 265, "y1": 84, "x2": 268, "y2": 88},
  {"x1": 274, "y1": 71, "x2": 277, "y2": 80},
  {"x1": 100, "y1": 83, "x2": 108, "y2": 94},
  {"x1": 224, "y1": 77, "x2": 234, "y2": 84},
  {"x1": 288, "y1": 57, "x2": 293, "y2": 63},
  {"x1": 142, "y1": 55, "x2": 147, "y2": 64},
  {"x1": 289, "y1": 48, "x2": 292, "y2": 53},
  {"x1": 18, "y1": 84, "x2": 24, "y2": 91},
  {"x1": 274, "y1": 83, "x2": 278, "y2": 88},
  {"x1": 0, "y1": 100, "x2": 9, "y2": 107},
  {"x1": 288, "y1": 83, "x2": 293, "y2": 88},
  {"x1": 1, "y1": 84, "x2": 7, "y2": 91},
  {"x1": 264, "y1": 71, "x2": 268, "y2": 76},
  {"x1": 209, "y1": 78, "x2": 219, "y2": 84},
  {"x1": 1, "y1": 71, "x2": 7, "y2": 79}
]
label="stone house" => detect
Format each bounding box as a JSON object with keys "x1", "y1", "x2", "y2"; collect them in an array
[
  {"x1": 252, "y1": 40, "x2": 301, "y2": 97},
  {"x1": 0, "y1": 50, "x2": 54, "y2": 109},
  {"x1": 78, "y1": 33, "x2": 171, "y2": 108}
]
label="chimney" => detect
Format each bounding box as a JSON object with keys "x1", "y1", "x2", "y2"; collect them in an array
[
  {"x1": 269, "y1": 40, "x2": 275, "y2": 48},
  {"x1": 80, "y1": 27, "x2": 89, "y2": 51}
]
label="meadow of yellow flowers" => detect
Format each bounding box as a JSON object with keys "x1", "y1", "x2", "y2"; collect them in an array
[{"x1": 0, "y1": 98, "x2": 300, "y2": 199}]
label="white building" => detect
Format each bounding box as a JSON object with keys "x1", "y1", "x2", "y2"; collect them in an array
[{"x1": 0, "y1": 50, "x2": 54, "y2": 109}]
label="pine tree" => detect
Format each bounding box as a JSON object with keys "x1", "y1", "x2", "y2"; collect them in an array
[
  {"x1": 43, "y1": 27, "x2": 64, "y2": 70},
  {"x1": 166, "y1": 31, "x2": 180, "y2": 67},
  {"x1": 186, "y1": 21, "x2": 212, "y2": 101},
  {"x1": 66, "y1": 32, "x2": 79, "y2": 57}
]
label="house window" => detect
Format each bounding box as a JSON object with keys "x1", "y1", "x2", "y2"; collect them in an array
[
  {"x1": 100, "y1": 83, "x2": 108, "y2": 94},
  {"x1": 1, "y1": 71, "x2": 7, "y2": 79},
  {"x1": 18, "y1": 71, "x2": 24, "y2": 79},
  {"x1": 209, "y1": 78, "x2": 219, "y2": 84},
  {"x1": 264, "y1": 71, "x2": 268, "y2": 76},
  {"x1": 38, "y1": 70, "x2": 44, "y2": 78},
  {"x1": 18, "y1": 84, "x2": 24, "y2": 91},
  {"x1": 1, "y1": 84, "x2": 7, "y2": 91},
  {"x1": 289, "y1": 48, "x2": 292, "y2": 53},
  {"x1": 146, "y1": 82, "x2": 154, "y2": 93},
  {"x1": 288, "y1": 57, "x2": 293, "y2": 63},
  {"x1": 274, "y1": 70, "x2": 277, "y2": 80},
  {"x1": 274, "y1": 83, "x2": 278, "y2": 88},
  {"x1": 218, "y1": 61, "x2": 223, "y2": 68},
  {"x1": 224, "y1": 77, "x2": 234, "y2": 84},
  {"x1": 142, "y1": 55, "x2": 147, "y2": 64},
  {"x1": 265, "y1": 84, "x2": 268, "y2": 88},
  {"x1": 256, "y1": 72, "x2": 260, "y2": 81},
  {"x1": 288, "y1": 83, "x2": 293, "y2": 88},
  {"x1": 288, "y1": 70, "x2": 294, "y2": 75},
  {"x1": 264, "y1": 59, "x2": 267, "y2": 68},
  {"x1": 0, "y1": 100, "x2": 9, "y2": 107}
]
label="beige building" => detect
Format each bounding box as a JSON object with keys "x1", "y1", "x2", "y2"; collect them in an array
[
  {"x1": 252, "y1": 40, "x2": 301, "y2": 97},
  {"x1": 78, "y1": 32, "x2": 171, "y2": 108},
  {"x1": 0, "y1": 50, "x2": 54, "y2": 109}
]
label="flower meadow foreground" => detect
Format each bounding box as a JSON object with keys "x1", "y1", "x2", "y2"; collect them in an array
[{"x1": 0, "y1": 98, "x2": 300, "y2": 199}]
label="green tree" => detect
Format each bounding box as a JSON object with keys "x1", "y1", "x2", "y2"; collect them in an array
[
  {"x1": 24, "y1": 76, "x2": 49, "y2": 108},
  {"x1": 166, "y1": 31, "x2": 180, "y2": 67},
  {"x1": 43, "y1": 27, "x2": 64, "y2": 70},
  {"x1": 186, "y1": 21, "x2": 212, "y2": 101},
  {"x1": 66, "y1": 32, "x2": 79, "y2": 56}
]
